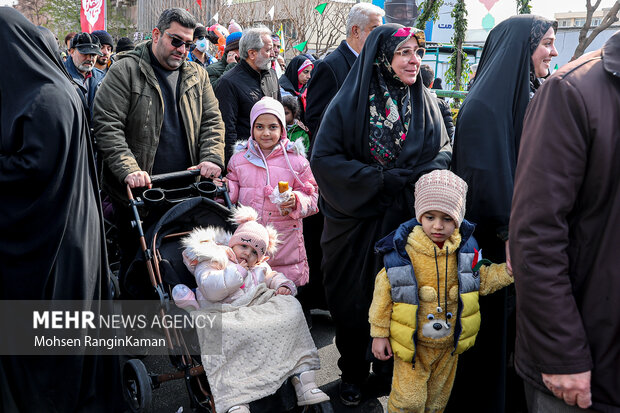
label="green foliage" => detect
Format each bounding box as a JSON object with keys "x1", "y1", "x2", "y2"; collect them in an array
[
  {"x1": 42, "y1": 0, "x2": 136, "y2": 48},
  {"x1": 444, "y1": 0, "x2": 469, "y2": 108},
  {"x1": 415, "y1": 0, "x2": 444, "y2": 30},
  {"x1": 105, "y1": 0, "x2": 137, "y2": 39},
  {"x1": 517, "y1": 0, "x2": 532, "y2": 14},
  {"x1": 42, "y1": 0, "x2": 80, "y2": 42}
]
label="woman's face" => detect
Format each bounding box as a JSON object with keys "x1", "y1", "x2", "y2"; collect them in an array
[
  {"x1": 298, "y1": 65, "x2": 312, "y2": 85},
  {"x1": 531, "y1": 26, "x2": 558, "y2": 78},
  {"x1": 391, "y1": 37, "x2": 424, "y2": 86}
]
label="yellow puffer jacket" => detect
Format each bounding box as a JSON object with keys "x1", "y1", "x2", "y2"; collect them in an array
[{"x1": 369, "y1": 223, "x2": 513, "y2": 364}]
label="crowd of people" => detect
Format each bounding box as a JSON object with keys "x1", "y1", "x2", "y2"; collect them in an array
[{"x1": 1, "y1": 3, "x2": 619, "y2": 413}]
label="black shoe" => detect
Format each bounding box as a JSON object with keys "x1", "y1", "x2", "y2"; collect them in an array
[{"x1": 339, "y1": 381, "x2": 361, "y2": 406}]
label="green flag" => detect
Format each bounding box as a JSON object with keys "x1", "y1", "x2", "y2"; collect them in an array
[
  {"x1": 293, "y1": 41, "x2": 308, "y2": 51},
  {"x1": 315, "y1": 2, "x2": 327, "y2": 14}
]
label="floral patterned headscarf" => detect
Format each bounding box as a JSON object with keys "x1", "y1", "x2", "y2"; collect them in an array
[{"x1": 368, "y1": 27, "x2": 425, "y2": 167}]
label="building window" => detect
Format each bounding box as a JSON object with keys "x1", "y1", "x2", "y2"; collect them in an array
[
  {"x1": 591, "y1": 18, "x2": 602, "y2": 26},
  {"x1": 560, "y1": 20, "x2": 569, "y2": 27},
  {"x1": 574, "y1": 18, "x2": 585, "y2": 27}
]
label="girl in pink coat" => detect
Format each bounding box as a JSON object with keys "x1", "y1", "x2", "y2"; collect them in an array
[{"x1": 221, "y1": 97, "x2": 318, "y2": 287}]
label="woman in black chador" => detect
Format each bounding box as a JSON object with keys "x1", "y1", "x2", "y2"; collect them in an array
[
  {"x1": 0, "y1": 8, "x2": 124, "y2": 412},
  {"x1": 448, "y1": 15, "x2": 558, "y2": 413},
  {"x1": 311, "y1": 23, "x2": 451, "y2": 405}
]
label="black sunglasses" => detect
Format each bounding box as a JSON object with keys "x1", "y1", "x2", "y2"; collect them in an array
[{"x1": 164, "y1": 31, "x2": 193, "y2": 49}]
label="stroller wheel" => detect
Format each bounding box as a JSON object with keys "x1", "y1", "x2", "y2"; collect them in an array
[
  {"x1": 122, "y1": 358, "x2": 153, "y2": 412},
  {"x1": 302, "y1": 401, "x2": 334, "y2": 413}
]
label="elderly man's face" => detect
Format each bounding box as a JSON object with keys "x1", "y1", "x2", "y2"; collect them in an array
[
  {"x1": 72, "y1": 50, "x2": 96, "y2": 73},
  {"x1": 251, "y1": 35, "x2": 273, "y2": 71},
  {"x1": 359, "y1": 13, "x2": 384, "y2": 47}
]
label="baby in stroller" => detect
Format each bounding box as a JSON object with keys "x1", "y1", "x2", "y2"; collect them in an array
[{"x1": 172, "y1": 205, "x2": 329, "y2": 413}]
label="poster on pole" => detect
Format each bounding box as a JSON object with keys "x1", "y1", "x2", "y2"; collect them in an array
[
  {"x1": 372, "y1": 0, "x2": 456, "y2": 44},
  {"x1": 372, "y1": 0, "x2": 421, "y2": 26},
  {"x1": 81, "y1": 0, "x2": 106, "y2": 33}
]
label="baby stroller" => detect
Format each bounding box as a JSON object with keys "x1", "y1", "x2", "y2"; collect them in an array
[{"x1": 118, "y1": 170, "x2": 333, "y2": 413}]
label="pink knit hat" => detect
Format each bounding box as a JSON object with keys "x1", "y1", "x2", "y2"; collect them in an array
[
  {"x1": 228, "y1": 206, "x2": 278, "y2": 261},
  {"x1": 414, "y1": 170, "x2": 468, "y2": 227},
  {"x1": 250, "y1": 97, "x2": 287, "y2": 141}
]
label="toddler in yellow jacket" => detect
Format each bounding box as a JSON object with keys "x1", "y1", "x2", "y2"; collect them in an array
[{"x1": 369, "y1": 170, "x2": 513, "y2": 413}]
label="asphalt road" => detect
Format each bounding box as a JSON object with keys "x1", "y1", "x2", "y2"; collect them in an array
[{"x1": 131, "y1": 310, "x2": 389, "y2": 413}]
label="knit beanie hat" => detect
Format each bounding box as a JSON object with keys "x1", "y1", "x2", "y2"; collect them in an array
[
  {"x1": 224, "y1": 31, "x2": 242, "y2": 54},
  {"x1": 193, "y1": 25, "x2": 208, "y2": 40},
  {"x1": 414, "y1": 170, "x2": 468, "y2": 227},
  {"x1": 228, "y1": 206, "x2": 279, "y2": 261},
  {"x1": 91, "y1": 30, "x2": 113, "y2": 47},
  {"x1": 228, "y1": 19, "x2": 242, "y2": 34},
  {"x1": 250, "y1": 97, "x2": 287, "y2": 141},
  {"x1": 115, "y1": 37, "x2": 135, "y2": 53}
]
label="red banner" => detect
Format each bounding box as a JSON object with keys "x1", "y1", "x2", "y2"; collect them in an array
[{"x1": 80, "y1": 0, "x2": 106, "y2": 33}]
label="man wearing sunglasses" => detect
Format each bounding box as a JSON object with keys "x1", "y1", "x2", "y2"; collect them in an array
[{"x1": 93, "y1": 8, "x2": 225, "y2": 277}]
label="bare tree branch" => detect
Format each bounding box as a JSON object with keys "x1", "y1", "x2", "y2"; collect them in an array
[{"x1": 572, "y1": 0, "x2": 620, "y2": 61}]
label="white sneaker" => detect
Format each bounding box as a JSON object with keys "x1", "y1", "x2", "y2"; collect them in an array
[
  {"x1": 291, "y1": 371, "x2": 330, "y2": 406},
  {"x1": 227, "y1": 404, "x2": 250, "y2": 413}
]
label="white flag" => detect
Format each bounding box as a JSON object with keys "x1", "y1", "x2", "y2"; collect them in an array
[
  {"x1": 212, "y1": 12, "x2": 219, "y2": 23},
  {"x1": 267, "y1": 6, "x2": 274, "y2": 20}
]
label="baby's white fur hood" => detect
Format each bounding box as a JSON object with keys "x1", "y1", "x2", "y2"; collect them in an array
[{"x1": 181, "y1": 227, "x2": 233, "y2": 269}]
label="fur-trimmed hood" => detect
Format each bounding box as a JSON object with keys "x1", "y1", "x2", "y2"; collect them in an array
[{"x1": 181, "y1": 226, "x2": 233, "y2": 270}]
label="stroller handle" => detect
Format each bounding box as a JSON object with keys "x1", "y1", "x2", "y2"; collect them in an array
[{"x1": 150, "y1": 169, "x2": 201, "y2": 185}]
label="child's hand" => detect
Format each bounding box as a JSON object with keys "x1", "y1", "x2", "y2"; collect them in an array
[
  {"x1": 238, "y1": 259, "x2": 249, "y2": 270},
  {"x1": 372, "y1": 337, "x2": 393, "y2": 361},
  {"x1": 276, "y1": 286, "x2": 292, "y2": 295},
  {"x1": 213, "y1": 176, "x2": 227, "y2": 188},
  {"x1": 280, "y1": 194, "x2": 296, "y2": 210}
]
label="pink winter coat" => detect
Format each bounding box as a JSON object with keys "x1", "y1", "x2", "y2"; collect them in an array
[{"x1": 226, "y1": 137, "x2": 318, "y2": 286}]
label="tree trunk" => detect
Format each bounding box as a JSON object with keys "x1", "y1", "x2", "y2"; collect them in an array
[{"x1": 455, "y1": 39, "x2": 463, "y2": 91}]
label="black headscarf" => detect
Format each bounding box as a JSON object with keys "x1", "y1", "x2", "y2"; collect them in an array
[
  {"x1": 312, "y1": 23, "x2": 451, "y2": 219},
  {"x1": 279, "y1": 54, "x2": 313, "y2": 95},
  {"x1": 368, "y1": 26, "x2": 426, "y2": 166},
  {"x1": 451, "y1": 14, "x2": 557, "y2": 260},
  {"x1": 0, "y1": 8, "x2": 122, "y2": 412}
]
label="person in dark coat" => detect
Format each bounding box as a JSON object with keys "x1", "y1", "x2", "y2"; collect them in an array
[
  {"x1": 510, "y1": 30, "x2": 620, "y2": 413},
  {"x1": 207, "y1": 30, "x2": 241, "y2": 88},
  {"x1": 279, "y1": 54, "x2": 314, "y2": 121},
  {"x1": 65, "y1": 32, "x2": 106, "y2": 122},
  {"x1": 0, "y1": 8, "x2": 123, "y2": 412},
  {"x1": 420, "y1": 64, "x2": 454, "y2": 142},
  {"x1": 215, "y1": 26, "x2": 280, "y2": 165},
  {"x1": 310, "y1": 24, "x2": 451, "y2": 406},
  {"x1": 447, "y1": 15, "x2": 558, "y2": 413},
  {"x1": 305, "y1": 2, "x2": 385, "y2": 143},
  {"x1": 301, "y1": 2, "x2": 385, "y2": 323}
]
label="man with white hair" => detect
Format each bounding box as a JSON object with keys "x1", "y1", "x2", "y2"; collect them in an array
[
  {"x1": 305, "y1": 2, "x2": 384, "y2": 142},
  {"x1": 215, "y1": 26, "x2": 281, "y2": 164}
]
